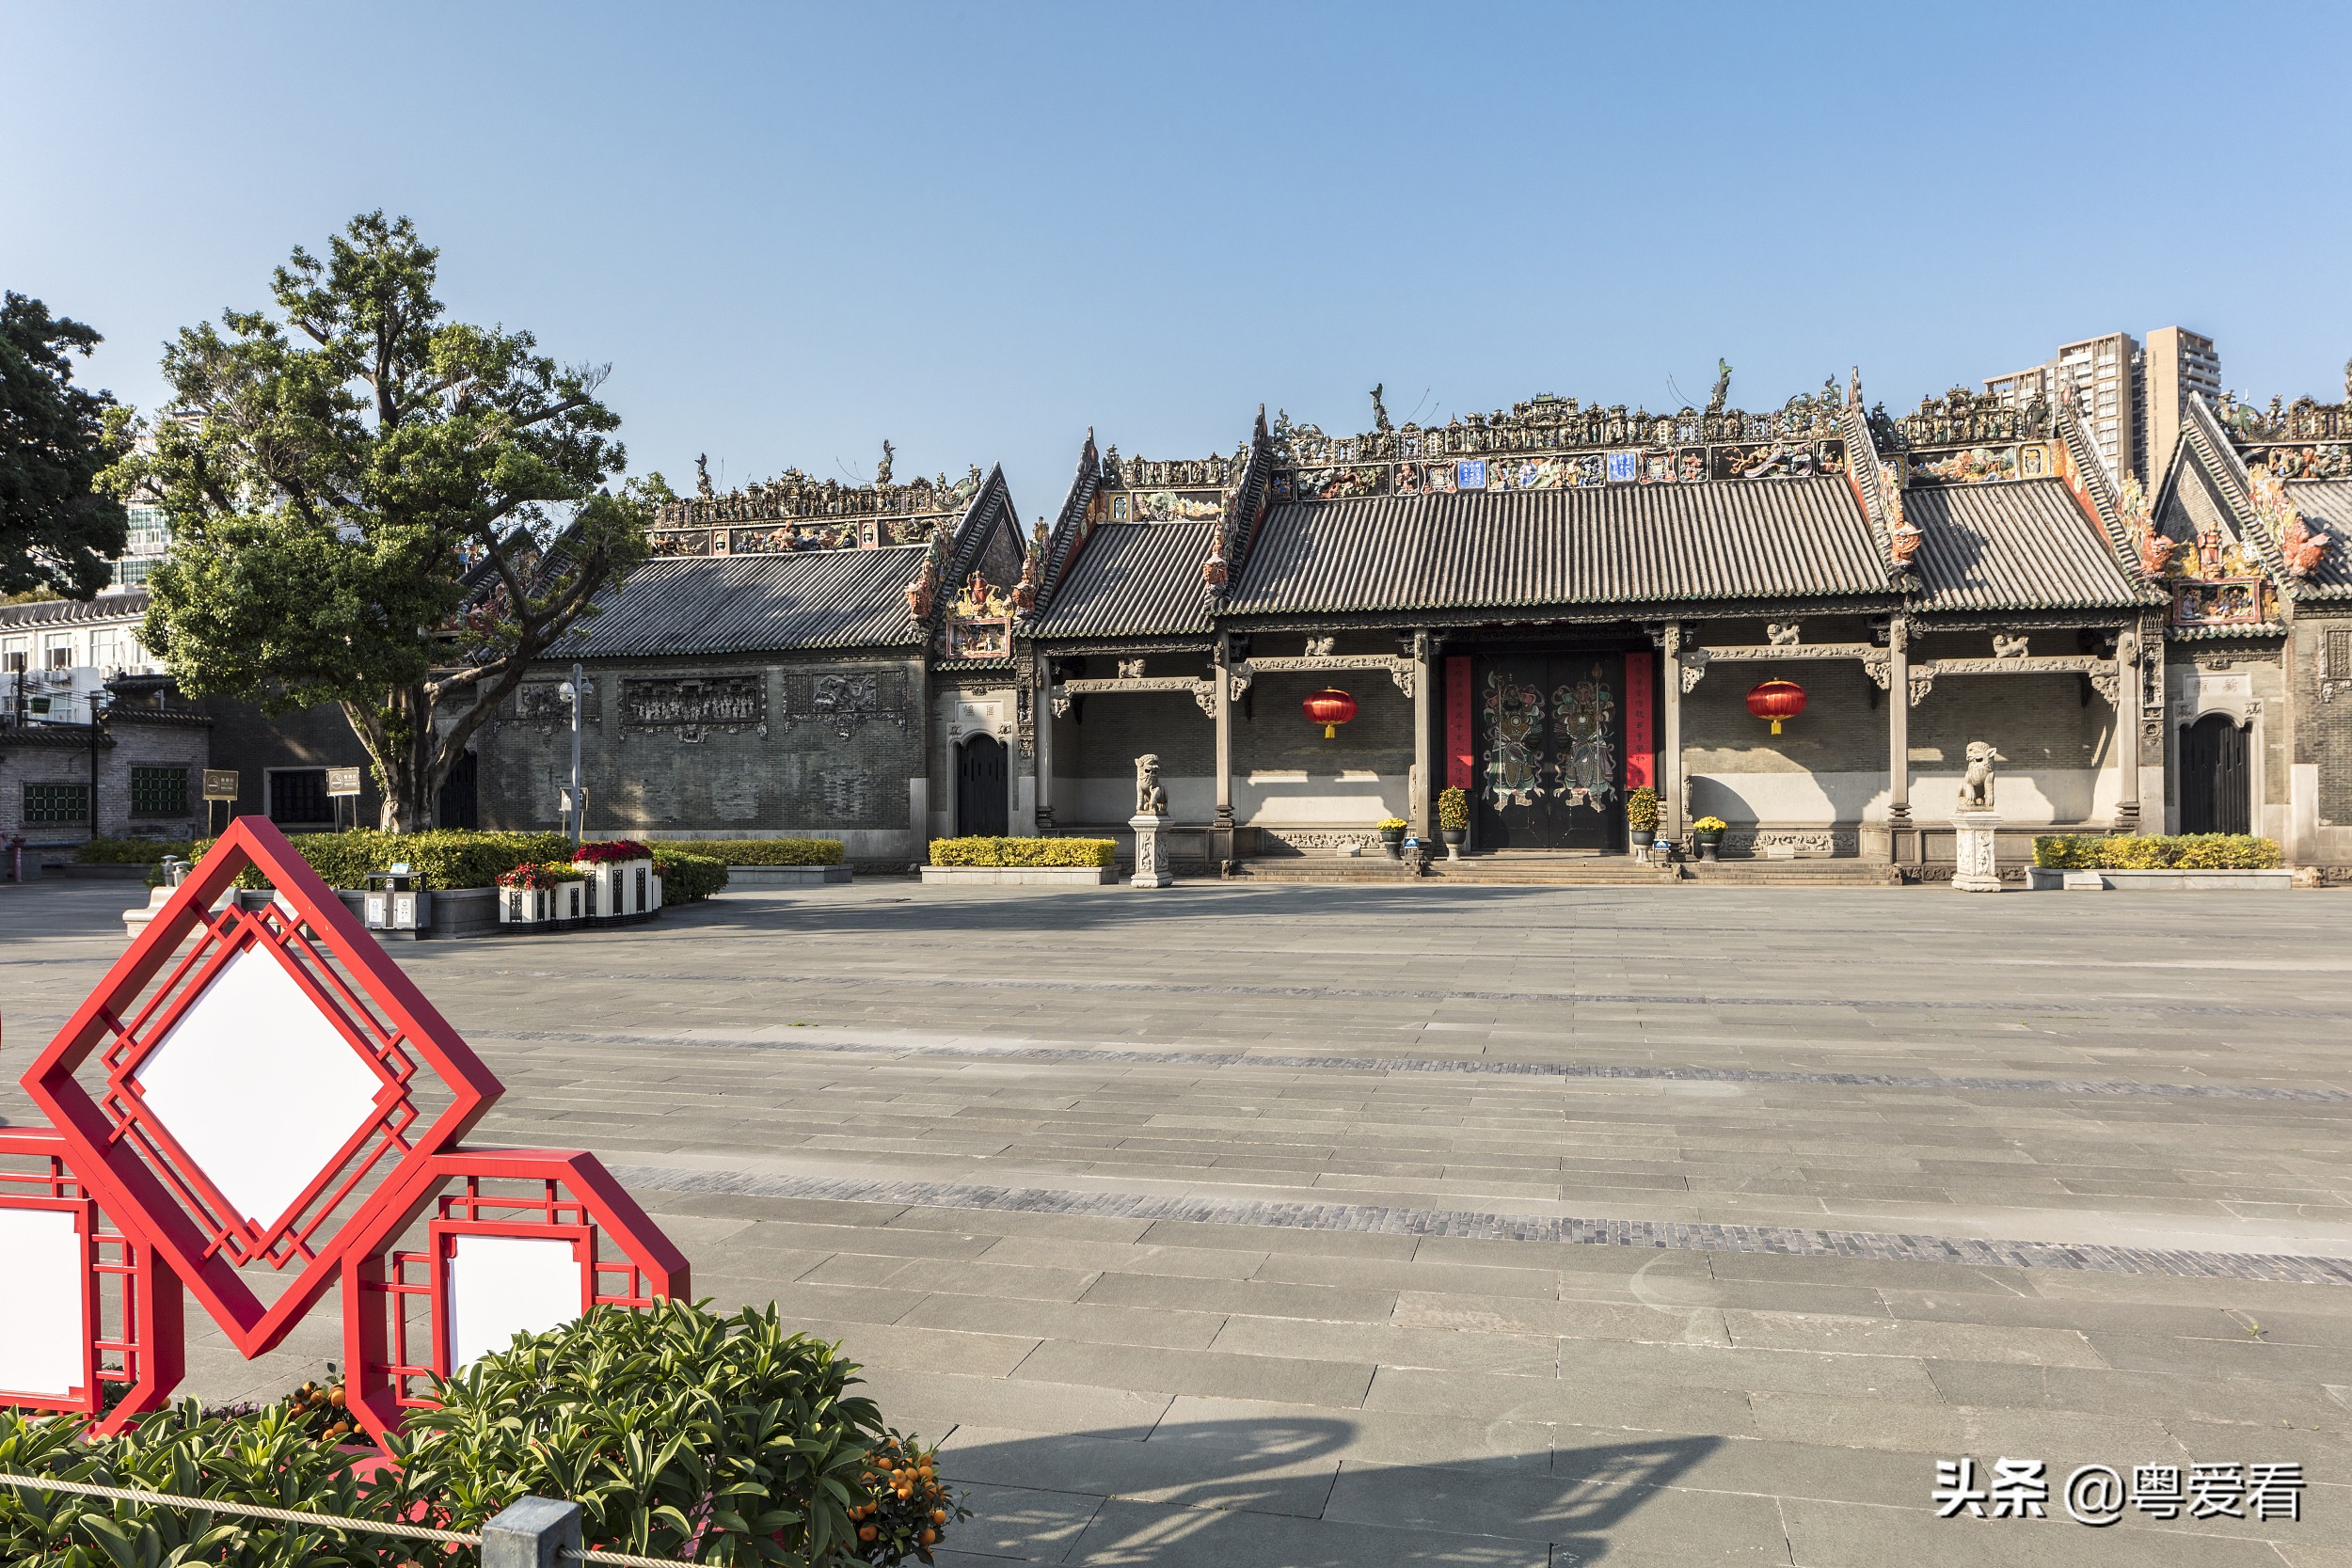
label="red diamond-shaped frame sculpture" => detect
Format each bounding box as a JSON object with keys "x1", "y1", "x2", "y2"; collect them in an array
[
  {"x1": 21, "y1": 816, "x2": 504, "y2": 1359},
  {"x1": 0, "y1": 1128, "x2": 184, "y2": 1433},
  {"x1": 342, "y1": 1147, "x2": 691, "y2": 1445}
]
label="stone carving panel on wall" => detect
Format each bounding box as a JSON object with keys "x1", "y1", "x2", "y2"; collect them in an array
[
  {"x1": 621, "y1": 676, "x2": 763, "y2": 740},
  {"x1": 785, "y1": 670, "x2": 912, "y2": 737}
]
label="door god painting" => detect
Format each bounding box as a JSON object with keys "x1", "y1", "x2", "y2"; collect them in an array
[
  {"x1": 1483, "y1": 673, "x2": 1546, "y2": 806},
  {"x1": 1552, "y1": 669, "x2": 1617, "y2": 810}
]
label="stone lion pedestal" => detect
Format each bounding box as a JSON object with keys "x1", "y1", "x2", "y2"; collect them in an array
[
  {"x1": 1951, "y1": 810, "x2": 2003, "y2": 893},
  {"x1": 1129, "y1": 813, "x2": 1173, "y2": 889}
]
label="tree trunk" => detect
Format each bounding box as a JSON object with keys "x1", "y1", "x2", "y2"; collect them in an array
[{"x1": 350, "y1": 683, "x2": 440, "y2": 833}]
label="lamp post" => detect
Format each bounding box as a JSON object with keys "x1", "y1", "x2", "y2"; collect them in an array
[
  {"x1": 87, "y1": 688, "x2": 113, "y2": 845},
  {"x1": 559, "y1": 662, "x2": 585, "y2": 845}
]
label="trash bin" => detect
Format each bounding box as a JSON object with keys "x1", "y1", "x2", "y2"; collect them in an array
[{"x1": 363, "y1": 863, "x2": 430, "y2": 938}]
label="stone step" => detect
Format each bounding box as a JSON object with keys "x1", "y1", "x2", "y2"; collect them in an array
[{"x1": 1226, "y1": 857, "x2": 1419, "y2": 882}]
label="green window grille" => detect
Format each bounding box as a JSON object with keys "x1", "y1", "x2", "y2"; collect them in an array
[
  {"x1": 130, "y1": 766, "x2": 190, "y2": 817},
  {"x1": 24, "y1": 783, "x2": 90, "y2": 825}
]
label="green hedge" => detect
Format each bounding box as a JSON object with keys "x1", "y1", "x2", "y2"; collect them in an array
[
  {"x1": 657, "y1": 836, "x2": 847, "y2": 866},
  {"x1": 930, "y1": 835, "x2": 1116, "y2": 868},
  {"x1": 2033, "y1": 833, "x2": 2280, "y2": 870},
  {"x1": 652, "y1": 848, "x2": 728, "y2": 904},
  {"x1": 75, "y1": 837, "x2": 197, "y2": 864},
  {"x1": 0, "y1": 1301, "x2": 967, "y2": 1566},
  {"x1": 193, "y1": 828, "x2": 575, "y2": 891}
]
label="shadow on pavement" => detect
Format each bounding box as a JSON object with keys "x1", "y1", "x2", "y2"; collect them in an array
[{"x1": 933, "y1": 1414, "x2": 1722, "y2": 1566}]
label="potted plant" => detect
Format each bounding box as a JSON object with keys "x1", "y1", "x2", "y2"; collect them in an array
[
  {"x1": 1692, "y1": 815, "x2": 1727, "y2": 863},
  {"x1": 1626, "y1": 787, "x2": 1659, "y2": 862},
  {"x1": 1375, "y1": 816, "x2": 1407, "y2": 858},
  {"x1": 541, "y1": 862, "x2": 589, "y2": 929},
  {"x1": 574, "y1": 838, "x2": 657, "y2": 923},
  {"x1": 1437, "y1": 787, "x2": 1470, "y2": 859},
  {"x1": 495, "y1": 862, "x2": 556, "y2": 927}
]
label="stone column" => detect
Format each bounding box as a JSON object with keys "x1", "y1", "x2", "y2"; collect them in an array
[
  {"x1": 1885, "y1": 619, "x2": 1911, "y2": 863},
  {"x1": 1661, "y1": 625, "x2": 1685, "y2": 843},
  {"x1": 1409, "y1": 632, "x2": 1432, "y2": 841},
  {"x1": 1213, "y1": 636, "x2": 1234, "y2": 829},
  {"x1": 2112, "y1": 628, "x2": 2140, "y2": 832},
  {"x1": 1034, "y1": 652, "x2": 1056, "y2": 832}
]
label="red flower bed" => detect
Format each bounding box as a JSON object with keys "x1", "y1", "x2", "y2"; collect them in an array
[{"x1": 572, "y1": 839, "x2": 654, "y2": 863}]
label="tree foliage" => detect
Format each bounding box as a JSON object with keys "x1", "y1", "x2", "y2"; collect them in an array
[
  {"x1": 106, "y1": 212, "x2": 656, "y2": 830},
  {"x1": 0, "y1": 292, "x2": 129, "y2": 597}
]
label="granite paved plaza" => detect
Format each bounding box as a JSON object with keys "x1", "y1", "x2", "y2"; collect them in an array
[{"x1": 5, "y1": 877, "x2": 2352, "y2": 1567}]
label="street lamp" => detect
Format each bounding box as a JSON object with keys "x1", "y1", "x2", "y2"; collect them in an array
[
  {"x1": 87, "y1": 688, "x2": 113, "y2": 845},
  {"x1": 557, "y1": 663, "x2": 584, "y2": 845}
]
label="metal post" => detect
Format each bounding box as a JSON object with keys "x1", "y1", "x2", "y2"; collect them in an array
[
  {"x1": 87, "y1": 690, "x2": 109, "y2": 845},
  {"x1": 568, "y1": 661, "x2": 585, "y2": 845},
  {"x1": 482, "y1": 1496, "x2": 581, "y2": 1568},
  {"x1": 1212, "y1": 638, "x2": 1233, "y2": 829}
]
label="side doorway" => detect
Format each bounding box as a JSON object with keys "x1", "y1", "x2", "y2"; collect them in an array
[
  {"x1": 956, "y1": 734, "x2": 1009, "y2": 836},
  {"x1": 2177, "y1": 713, "x2": 2250, "y2": 833},
  {"x1": 1470, "y1": 651, "x2": 1628, "y2": 850}
]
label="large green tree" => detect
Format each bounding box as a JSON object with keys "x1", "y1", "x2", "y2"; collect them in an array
[
  {"x1": 109, "y1": 212, "x2": 654, "y2": 831},
  {"x1": 0, "y1": 292, "x2": 129, "y2": 597}
]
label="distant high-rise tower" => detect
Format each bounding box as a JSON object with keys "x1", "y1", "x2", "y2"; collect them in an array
[
  {"x1": 1981, "y1": 326, "x2": 2217, "y2": 490},
  {"x1": 2142, "y1": 326, "x2": 2221, "y2": 486}
]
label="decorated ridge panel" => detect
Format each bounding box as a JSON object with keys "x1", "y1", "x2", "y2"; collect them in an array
[
  {"x1": 1278, "y1": 389, "x2": 1851, "y2": 470},
  {"x1": 648, "y1": 512, "x2": 948, "y2": 559},
  {"x1": 1272, "y1": 441, "x2": 1848, "y2": 502}
]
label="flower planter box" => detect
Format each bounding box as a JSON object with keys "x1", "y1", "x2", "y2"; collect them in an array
[
  {"x1": 919, "y1": 865, "x2": 1113, "y2": 886},
  {"x1": 551, "y1": 879, "x2": 587, "y2": 929},
  {"x1": 498, "y1": 885, "x2": 554, "y2": 927},
  {"x1": 578, "y1": 857, "x2": 660, "y2": 923},
  {"x1": 2026, "y1": 867, "x2": 2295, "y2": 892}
]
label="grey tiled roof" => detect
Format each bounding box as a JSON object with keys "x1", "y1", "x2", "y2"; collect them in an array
[
  {"x1": 0, "y1": 591, "x2": 150, "y2": 628},
  {"x1": 2284, "y1": 481, "x2": 2352, "y2": 598},
  {"x1": 1224, "y1": 480, "x2": 1885, "y2": 617},
  {"x1": 558, "y1": 547, "x2": 924, "y2": 657},
  {"x1": 1907, "y1": 481, "x2": 2142, "y2": 610},
  {"x1": 1032, "y1": 523, "x2": 1215, "y2": 640}
]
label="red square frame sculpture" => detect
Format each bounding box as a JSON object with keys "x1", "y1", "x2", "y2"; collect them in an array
[
  {"x1": 0, "y1": 1129, "x2": 183, "y2": 1433},
  {"x1": 342, "y1": 1147, "x2": 691, "y2": 1445},
  {"x1": 19, "y1": 817, "x2": 505, "y2": 1359}
]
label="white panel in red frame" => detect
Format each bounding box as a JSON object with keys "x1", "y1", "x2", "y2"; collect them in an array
[
  {"x1": 0, "y1": 1129, "x2": 184, "y2": 1433},
  {"x1": 342, "y1": 1148, "x2": 691, "y2": 1445},
  {"x1": 20, "y1": 816, "x2": 503, "y2": 1359}
]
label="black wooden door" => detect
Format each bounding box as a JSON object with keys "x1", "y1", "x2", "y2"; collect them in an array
[
  {"x1": 957, "y1": 735, "x2": 1009, "y2": 836},
  {"x1": 2179, "y1": 714, "x2": 2249, "y2": 834},
  {"x1": 437, "y1": 749, "x2": 478, "y2": 830},
  {"x1": 1471, "y1": 652, "x2": 1627, "y2": 850}
]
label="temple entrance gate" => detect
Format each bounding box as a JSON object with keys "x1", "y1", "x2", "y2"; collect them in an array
[
  {"x1": 956, "y1": 734, "x2": 1009, "y2": 837},
  {"x1": 1470, "y1": 651, "x2": 1628, "y2": 851},
  {"x1": 2178, "y1": 712, "x2": 2250, "y2": 834}
]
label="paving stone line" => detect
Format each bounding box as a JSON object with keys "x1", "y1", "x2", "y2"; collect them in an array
[
  {"x1": 610, "y1": 1166, "x2": 2352, "y2": 1287},
  {"x1": 483, "y1": 1029, "x2": 2352, "y2": 1103},
  {"x1": 532, "y1": 967, "x2": 2352, "y2": 1022}
]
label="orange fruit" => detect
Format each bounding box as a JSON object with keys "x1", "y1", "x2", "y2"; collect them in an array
[
  {"x1": 920, "y1": 1529, "x2": 936, "y2": 1544},
  {"x1": 931, "y1": 1509, "x2": 947, "y2": 1524},
  {"x1": 858, "y1": 1526, "x2": 876, "y2": 1543}
]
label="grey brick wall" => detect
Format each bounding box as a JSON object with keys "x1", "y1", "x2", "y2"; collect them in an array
[{"x1": 0, "y1": 720, "x2": 210, "y2": 851}]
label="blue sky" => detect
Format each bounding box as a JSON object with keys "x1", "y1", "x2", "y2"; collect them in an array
[{"x1": 6, "y1": 2, "x2": 2349, "y2": 519}]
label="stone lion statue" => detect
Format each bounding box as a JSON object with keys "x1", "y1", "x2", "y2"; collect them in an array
[
  {"x1": 1958, "y1": 741, "x2": 2005, "y2": 810},
  {"x1": 1135, "y1": 753, "x2": 1168, "y2": 816}
]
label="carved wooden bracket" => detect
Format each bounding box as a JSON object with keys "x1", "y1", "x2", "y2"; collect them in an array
[
  {"x1": 1232, "y1": 655, "x2": 1416, "y2": 699},
  {"x1": 1050, "y1": 675, "x2": 1216, "y2": 717},
  {"x1": 1905, "y1": 655, "x2": 2123, "y2": 708},
  {"x1": 1678, "y1": 641, "x2": 1880, "y2": 693}
]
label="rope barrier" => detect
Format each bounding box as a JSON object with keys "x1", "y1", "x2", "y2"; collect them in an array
[{"x1": 0, "y1": 1472, "x2": 691, "y2": 1566}]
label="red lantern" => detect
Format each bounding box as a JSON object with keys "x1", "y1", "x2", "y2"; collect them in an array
[
  {"x1": 1746, "y1": 677, "x2": 1807, "y2": 735},
  {"x1": 1303, "y1": 687, "x2": 1358, "y2": 739}
]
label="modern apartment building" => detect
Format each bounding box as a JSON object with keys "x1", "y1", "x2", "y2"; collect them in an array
[{"x1": 1981, "y1": 325, "x2": 2218, "y2": 491}]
